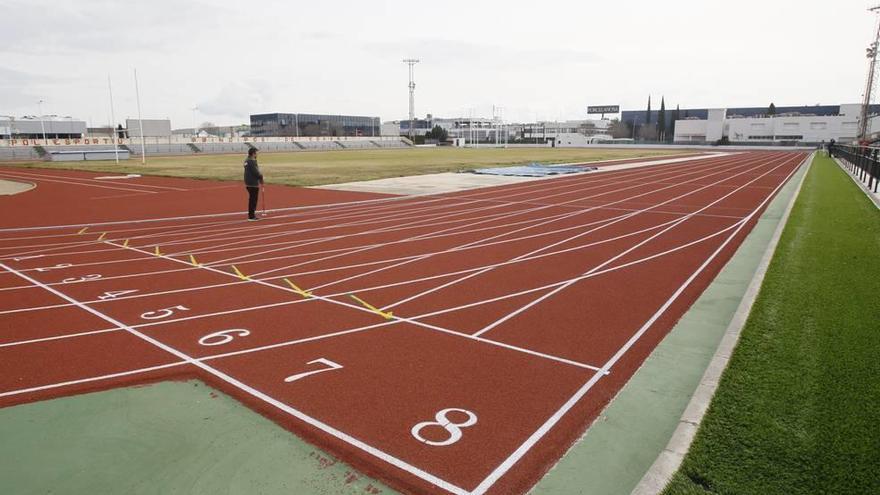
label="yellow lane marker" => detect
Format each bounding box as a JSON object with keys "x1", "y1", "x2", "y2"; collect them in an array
[
  {"x1": 283, "y1": 278, "x2": 312, "y2": 298},
  {"x1": 231, "y1": 265, "x2": 250, "y2": 281},
  {"x1": 123, "y1": 239, "x2": 130, "y2": 248},
  {"x1": 348, "y1": 293, "x2": 393, "y2": 320},
  {"x1": 154, "y1": 246, "x2": 162, "y2": 256},
  {"x1": 97, "y1": 232, "x2": 107, "y2": 241},
  {"x1": 189, "y1": 254, "x2": 201, "y2": 267},
  {"x1": 77, "y1": 227, "x2": 89, "y2": 235}
]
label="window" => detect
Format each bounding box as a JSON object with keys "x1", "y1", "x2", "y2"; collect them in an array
[{"x1": 810, "y1": 122, "x2": 827, "y2": 130}]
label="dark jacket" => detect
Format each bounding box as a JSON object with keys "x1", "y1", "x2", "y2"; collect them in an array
[{"x1": 243, "y1": 157, "x2": 263, "y2": 187}]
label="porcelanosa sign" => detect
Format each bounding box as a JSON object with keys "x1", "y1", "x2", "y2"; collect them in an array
[{"x1": 587, "y1": 106, "x2": 620, "y2": 114}]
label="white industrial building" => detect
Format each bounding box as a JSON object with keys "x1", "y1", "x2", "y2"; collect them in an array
[
  {"x1": 0, "y1": 116, "x2": 87, "y2": 139},
  {"x1": 674, "y1": 104, "x2": 863, "y2": 145}
]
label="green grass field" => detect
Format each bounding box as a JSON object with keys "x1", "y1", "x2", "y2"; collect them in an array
[
  {"x1": 663, "y1": 155, "x2": 880, "y2": 494},
  {"x1": 4, "y1": 147, "x2": 685, "y2": 186}
]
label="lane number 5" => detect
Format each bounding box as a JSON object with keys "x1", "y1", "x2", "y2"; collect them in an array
[{"x1": 140, "y1": 305, "x2": 190, "y2": 320}]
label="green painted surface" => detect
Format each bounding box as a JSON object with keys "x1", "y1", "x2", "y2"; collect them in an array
[
  {"x1": 531, "y1": 158, "x2": 809, "y2": 495},
  {"x1": 0, "y1": 380, "x2": 392, "y2": 495}
]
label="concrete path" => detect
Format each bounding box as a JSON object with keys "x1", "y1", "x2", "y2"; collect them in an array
[
  {"x1": 0, "y1": 179, "x2": 35, "y2": 195},
  {"x1": 315, "y1": 153, "x2": 731, "y2": 196}
]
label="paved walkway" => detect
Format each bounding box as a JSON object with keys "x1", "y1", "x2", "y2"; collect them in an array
[
  {"x1": 0, "y1": 179, "x2": 35, "y2": 195},
  {"x1": 316, "y1": 153, "x2": 731, "y2": 196}
]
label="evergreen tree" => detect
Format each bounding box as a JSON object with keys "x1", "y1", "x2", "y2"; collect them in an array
[
  {"x1": 657, "y1": 97, "x2": 666, "y2": 142},
  {"x1": 768, "y1": 102, "x2": 777, "y2": 116},
  {"x1": 646, "y1": 95, "x2": 652, "y2": 124}
]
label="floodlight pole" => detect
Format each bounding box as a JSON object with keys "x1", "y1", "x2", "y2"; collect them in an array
[
  {"x1": 107, "y1": 76, "x2": 119, "y2": 164},
  {"x1": 859, "y1": 5, "x2": 880, "y2": 141},
  {"x1": 402, "y1": 59, "x2": 419, "y2": 142},
  {"x1": 133, "y1": 68, "x2": 146, "y2": 164},
  {"x1": 37, "y1": 100, "x2": 47, "y2": 145}
]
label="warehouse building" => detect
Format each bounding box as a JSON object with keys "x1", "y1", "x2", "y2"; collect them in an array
[
  {"x1": 250, "y1": 113, "x2": 380, "y2": 137},
  {"x1": 673, "y1": 104, "x2": 866, "y2": 145},
  {"x1": 0, "y1": 116, "x2": 86, "y2": 139}
]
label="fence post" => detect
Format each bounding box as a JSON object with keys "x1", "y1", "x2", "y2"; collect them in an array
[{"x1": 873, "y1": 150, "x2": 880, "y2": 192}]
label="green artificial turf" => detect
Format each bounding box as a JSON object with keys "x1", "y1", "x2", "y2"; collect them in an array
[
  {"x1": 3, "y1": 147, "x2": 684, "y2": 186},
  {"x1": 663, "y1": 155, "x2": 880, "y2": 494}
]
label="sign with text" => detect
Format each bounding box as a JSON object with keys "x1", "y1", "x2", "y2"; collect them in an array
[{"x1": 588, "y1": 105, "x2": 620, "y2": 114}]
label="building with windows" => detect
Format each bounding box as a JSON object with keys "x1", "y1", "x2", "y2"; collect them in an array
[
  {"x1": 673, "y1": 104, "x2": 867, "y2": 145},
  {"x1": 0, "y1": 116, "x2": 86, "y2": 139},
  {"x1": 250, "y1": 113, "x2": 380, "y2": 137}
]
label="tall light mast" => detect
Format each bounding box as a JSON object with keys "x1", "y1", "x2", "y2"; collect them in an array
[
  {"x1": 859, "y1": 5, "x2": 880, "y2": 141},
  {"x1": 403, "y1": 59, "x2": 419, "y2": 141}
]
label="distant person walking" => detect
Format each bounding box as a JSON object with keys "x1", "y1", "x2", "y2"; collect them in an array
[{"x1": 243, "y1": 148, "x2": 264, "y2": 221}]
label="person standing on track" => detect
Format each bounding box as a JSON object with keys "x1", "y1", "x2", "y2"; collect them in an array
[{"x1": 243, "y1": 148, "x2": 264, "y2": 221}]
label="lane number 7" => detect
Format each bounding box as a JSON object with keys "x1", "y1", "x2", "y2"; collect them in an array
[{"x1": 284, "y1": 358, "x2": 343, "y2": 383}]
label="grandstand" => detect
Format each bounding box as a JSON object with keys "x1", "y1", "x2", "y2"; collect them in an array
[{"x1": 0, "y1": 136, "x2": 412, "y2": 161}]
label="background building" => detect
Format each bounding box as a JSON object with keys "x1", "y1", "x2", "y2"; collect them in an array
[
  {"x1": 0, "y1": 116, "x2": 86, "y2": 139},
  {"x1": 125, "y1": 119, "x2": 172, "y2": 138},
  {"x1": 250, "y1": 113, "x2": 380, "y2": 137},
  {"x1": 673, "y1": 104, "x2": 866, "y2": 144}
]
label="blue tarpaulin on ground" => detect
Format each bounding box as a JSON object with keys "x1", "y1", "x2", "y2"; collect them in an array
[{"x1": 471, "y1": 163, "x2": 596, "y2": 177}]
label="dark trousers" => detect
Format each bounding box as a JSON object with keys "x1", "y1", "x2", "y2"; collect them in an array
[{"x1": 246, "y1": 186, "x2": 259, "y2": 219}]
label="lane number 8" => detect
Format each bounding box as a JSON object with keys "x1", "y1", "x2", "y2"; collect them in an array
[{"x1": 411, "y1": 408, "x2": 478, "y2": 447}]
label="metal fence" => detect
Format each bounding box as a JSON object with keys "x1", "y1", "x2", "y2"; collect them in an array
[{"x1": 830, "y1": 144, "x2": 880, "y2": 193}]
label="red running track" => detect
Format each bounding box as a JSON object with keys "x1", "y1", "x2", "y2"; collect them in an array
[{"x1": 0, "y1": 151, "x2": 806, "y2": 495}]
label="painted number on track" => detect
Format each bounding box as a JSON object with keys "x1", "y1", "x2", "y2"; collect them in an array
[
  {"x1": 98, "y1": 290, "x2": 139, "y2": 300},
  {"x1": 62, "y1": 274, "x2": 102, "y2": 283},
  {"x1": 411, "y1": 408, "x2": 478, "y2": 447},
  {"x1": 35, "y1": 263, "x2": 72, "y2": 272},
  {"x1": 140, "y1": 305, "x2": 190, "y2": 320},
  {"x1": 12, "y1": 255, "x2": 44, "y2": 261},
  {"x1": 198, "y1": 329, "x2": 250, "y2": 346},
  {"x1": 284, "y1": 358, "x2": 343, "y2": 383}
]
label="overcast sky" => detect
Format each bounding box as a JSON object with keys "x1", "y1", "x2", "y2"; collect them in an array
[{"x1": 1, "y1": 0, "x2": 877, "y2": 127}]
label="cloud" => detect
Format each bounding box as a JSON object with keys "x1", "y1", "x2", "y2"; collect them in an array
[
  {"x1": 0, "y1": 67, "x2": 61, "y2": 111},
  {"x1": 0, "y1": 0, "x2": 225, "y2": 54},
  {"x1": 365, "y1": 38, "x2": 600, "y2": 70},
  {"x1": 196, "y1": 79, "x2": 276, "y2": 122}
]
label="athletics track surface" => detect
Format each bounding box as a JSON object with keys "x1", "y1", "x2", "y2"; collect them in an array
[{"x1": 0, "y1": 151, "x2": 806, "y2": 495}]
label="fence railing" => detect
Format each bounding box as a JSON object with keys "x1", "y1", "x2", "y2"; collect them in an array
[{"x1": 830, "y1": 144, "x2": 880, "y2": 193}]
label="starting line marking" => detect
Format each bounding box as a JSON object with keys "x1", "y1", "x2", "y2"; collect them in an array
[
  {"x1": 76, "y1": 227, "x2": 88, "y2": 235},
  {"x1": 348, "y1": 293, "x2": 394, "y2": 320},
  {"x1": 283, "y1": 278, "x2": 312, "y2": 298},
  {"x1": 0, "y1": 261, "x2": 470, "y2": 495},
  {"x1": 231, "y1": 265, "x2": 250, "y2": 281}
]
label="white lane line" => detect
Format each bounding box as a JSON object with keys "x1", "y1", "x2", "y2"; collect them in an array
[
  {"x1": 0, "y1": 361, "x2": 188, "y2": 398},
  {"x1": 199, "y1": 155, "x2": 733, "y2": 270},
  {"x1": 467, "y1": 152, "x2": 808, "y2": 495},
  {"x1": 0, "y1": 261, "x2": 471, "y2": 495},
  {"x1": 0, "y1": 151, "x2": 730, "y2": 247},
  {"x1": 0, "y1": 152, "x2": 739, "y2": 269},
  {"x1": 233, "y1": 153, "x2": 756, "y2": 279},
  {"x1": 471, "y1": 152, "x2": 800, "y2": 337},
  {"x1": 105, "y1": 240, "x2": 603, "y2": 372},
  {"x1": 0, "y1": 212, "x2": 683, "y2": 317},
  {"x1": 0, "y1": 193, "x2": 413, "y2": 233},
  {"x1": 380, "y1": 152, "x2": 788, "y2": 311},
  {"x1": 0, "y1": 218, "x2": 742, "y2": 370},
  {"x1": 0, "y1": 173, "x2": 159, "y2": 194},
  {"x1": 0, "y1": 169, "x2": 187, "y2": 191},
  {"x1": 0, "y1": 154, "x2": 743, "y2": 287}
]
